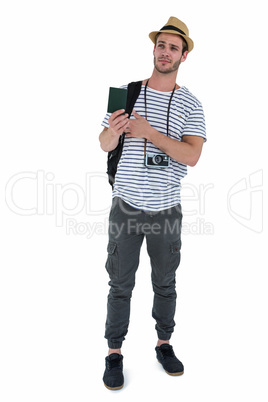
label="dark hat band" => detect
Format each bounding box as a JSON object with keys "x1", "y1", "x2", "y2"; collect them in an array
[{"x1": 160, "y1": 24, "x2": 186, "y2": 36}]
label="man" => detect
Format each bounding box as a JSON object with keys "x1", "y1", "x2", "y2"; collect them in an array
[{"x1": 99, "y1": 16, "x2": 206, "y2": 390}]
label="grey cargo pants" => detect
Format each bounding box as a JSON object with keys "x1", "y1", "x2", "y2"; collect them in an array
[{"x1": 105, "y1": 197, "x2": 182, "y2": 349}]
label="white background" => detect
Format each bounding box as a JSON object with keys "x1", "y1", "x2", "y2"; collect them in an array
[{"x1": 1, "y1": 0, "x2": 267, "y2": 400}]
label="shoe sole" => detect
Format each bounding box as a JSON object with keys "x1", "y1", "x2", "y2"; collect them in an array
[
  {"x1": 104, "y1": 383, "x2": 124, "y2": 391},
  {"x1": 158, "y1": 360, "x2": 184, "y2": 376},
  {"x1": 165, "y1": 370, "x2": 184, "y2": 376}
]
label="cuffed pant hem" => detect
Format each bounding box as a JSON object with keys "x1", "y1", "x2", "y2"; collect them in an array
[
  {"x1": 157, "y1": 332, "x2": 172, "y2": 341},
  {"x1": 108, "y1": 341, "x2": 123, "y2": 349}
]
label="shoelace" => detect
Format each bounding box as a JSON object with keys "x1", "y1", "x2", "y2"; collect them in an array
[
  {"x1": 107, "y1": 357, "x2": 122, "y2": 370},
  {"x1": 160, "y1": 346, "x2": 175, "y2": 359}
]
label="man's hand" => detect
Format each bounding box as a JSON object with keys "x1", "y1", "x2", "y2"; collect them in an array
[
  {"x1": 125, "y1": 110, "x2": 204, "y2": 167},
  {"x1": 99, "y1": 109, "x2": 129, "y2": 152},
  {"x1": 125, "y1": 110, "x2": 153, "y2": 139},
  {"x1": 108, "y1": 109, "x2": 129, "y2": 138}
]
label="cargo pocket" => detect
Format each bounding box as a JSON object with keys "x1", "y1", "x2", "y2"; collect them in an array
[
  {"x1": 167, "y1": 240, "x2": 181, "y2": 275},
  {"x1": 105, "y1": 241, "x2": 118, "y2": 279}
]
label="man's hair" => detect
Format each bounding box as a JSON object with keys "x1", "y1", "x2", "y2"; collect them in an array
[{"x1": 155, "y1": 33, "x2": 188, "y2": 54}]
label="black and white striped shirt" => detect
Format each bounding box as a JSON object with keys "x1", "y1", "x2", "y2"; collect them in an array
[{"x1": 102, "y1": 84, "x2": 206, "y2": 211}]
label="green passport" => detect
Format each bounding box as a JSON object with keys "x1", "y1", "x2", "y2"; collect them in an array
[{"x1": 107, "y1": 87, "x2": 128, "y2": 113}]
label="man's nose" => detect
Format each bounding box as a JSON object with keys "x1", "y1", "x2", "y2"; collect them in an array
[{"x1": 162, "y1": 48, "x2": 169, "y2": 57}]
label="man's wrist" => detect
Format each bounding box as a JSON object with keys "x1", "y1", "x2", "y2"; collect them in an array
[
  {"x1": 146, "y1": 126, "x2": 163, "y2": 144},
  {"x1": 146, "y1": 126, "x2": 158, "y2": 142},
  {"x1": 108, "y1": 127, "x2": 120, "y2": 139}
]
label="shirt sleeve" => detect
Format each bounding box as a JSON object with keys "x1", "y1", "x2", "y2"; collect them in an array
[
  {"x1": 182, "y1": 103, "x2": 206, "y2": 141},
  {"x1": 101, "y1": 112, "x2": 112, "y2": 129}
]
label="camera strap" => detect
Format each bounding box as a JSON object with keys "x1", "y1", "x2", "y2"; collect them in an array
[{"x1": 144, "y1": 79, "x2": 176, "y2": 157}]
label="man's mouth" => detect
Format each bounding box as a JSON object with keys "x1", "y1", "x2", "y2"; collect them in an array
[{"x1": 158, "y1": 59, "x2": 171, "y2": 64}]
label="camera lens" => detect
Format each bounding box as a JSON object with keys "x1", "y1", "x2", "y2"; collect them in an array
[{"x1": 152, "y1": 155, "x2": 163, "y2": 165}]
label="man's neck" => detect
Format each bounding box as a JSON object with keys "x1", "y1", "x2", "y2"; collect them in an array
[{"x1": 145, "y1": 69, "x2": 179, "y2": 92}]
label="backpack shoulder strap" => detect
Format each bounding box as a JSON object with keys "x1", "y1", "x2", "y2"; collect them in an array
[
  {"x1": 125, "y1": 81, "x2": 143, "y2": 116},
  {"x1": 118, "y1": 80, "x2": 142, "y2": 155}
]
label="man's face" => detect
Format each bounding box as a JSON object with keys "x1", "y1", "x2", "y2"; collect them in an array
[{"x1": 153, "y1": 33, "x2": 188, "y2": 74}]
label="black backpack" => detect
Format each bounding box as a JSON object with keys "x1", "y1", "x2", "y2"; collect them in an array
[{"x1": 107, "y1": 81, "x2": 142, "y2": 187}]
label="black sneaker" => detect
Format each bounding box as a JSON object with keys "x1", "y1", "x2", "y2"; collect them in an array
[
  {"x1": 156, "y1": 344, "x2": 184, "y2": 376},
  {"x1": 103, "y1": 353, "x2": 124, "y2": 390}
]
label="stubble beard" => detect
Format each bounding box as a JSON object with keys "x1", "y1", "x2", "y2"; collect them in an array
[{"x1": 154, "y1": 56, "x2": 182, "y2": 74}]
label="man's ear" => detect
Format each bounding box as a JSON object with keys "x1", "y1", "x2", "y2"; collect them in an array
[{"x1": 181, "y1": 50, "x2": 189, "y2": 63}]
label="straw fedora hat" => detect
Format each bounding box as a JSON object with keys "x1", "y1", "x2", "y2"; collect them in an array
[{"x1": 149, "y1": 16, "x2": 194, "y2": 52}]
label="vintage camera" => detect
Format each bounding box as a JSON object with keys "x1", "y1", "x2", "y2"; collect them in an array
[{"x1": 145, "y1": 153, "x2": 170, "y2": 168}]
